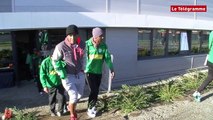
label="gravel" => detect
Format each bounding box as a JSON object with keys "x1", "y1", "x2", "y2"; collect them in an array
[{"x1": 130, "y1": 90, "x2": 213, "y2": 120}]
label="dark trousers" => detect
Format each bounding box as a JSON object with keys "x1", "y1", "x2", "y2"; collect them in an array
[
  {"x1": 85, "y1": 73, "x2": 102, "y2": 109},
  {"x1": 197, "y1": 61, "x2": 213, "y2": 92},
  {"x1": 35, "y1": 76, "x2": 43, "y2": 93},
  {"x1": 48, "y1": 84, "x2": 65, "y2": 113}
]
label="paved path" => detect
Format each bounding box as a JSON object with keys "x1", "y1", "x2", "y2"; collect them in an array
[
  {"x1": 0, "y1": 80, "x2": 123, "y2": 120},
  {"x1": 0, "y1": 80, "x2": 48, "y2": 113}
]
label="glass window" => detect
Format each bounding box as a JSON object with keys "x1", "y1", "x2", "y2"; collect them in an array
[
  {"x1": 168, "y1": 30, "x2": 181, "y2": 55},
  {"x1": 0, "y1": 32, "x2": 13, "y2": 69},
  {"x1": 138, "y1": 28, "x2": 208, "y2": 60},
  {"x1": 138, "y1": 29, "x2": 151, "y2": 58},
  {"x1": 191, "y1": 30, "x2": 209, "y2": 54},
  {"x1": 200, "y1": 30, "x2": 209, "y2": 53},
  {"x1": 152, "y1": 29, "x2": 166, "y2": 56},
  {"x1": 191, "y1": 30, "x2": 201, "y2": 54}
]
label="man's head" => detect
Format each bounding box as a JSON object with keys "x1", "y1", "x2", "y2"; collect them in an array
[
  {"x1": 92, "y1": 27, "x2": 103, "y2": 45},
  {"x1": 66, "y1": 25, "x2": 79, "y2": 44}
]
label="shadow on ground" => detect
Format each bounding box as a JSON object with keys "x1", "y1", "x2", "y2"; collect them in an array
[{"x1": 0, "y1": 80, "x2": 48, "y2": 112}]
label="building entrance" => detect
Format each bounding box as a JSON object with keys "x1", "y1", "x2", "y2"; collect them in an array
[{"x1": 15, "y1": 30, "x2": 38, "y2": 81}]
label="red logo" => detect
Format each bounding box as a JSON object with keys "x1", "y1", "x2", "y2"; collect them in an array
[{"x1": 171, "y1": 5, "x2": 207, "y2": 12}]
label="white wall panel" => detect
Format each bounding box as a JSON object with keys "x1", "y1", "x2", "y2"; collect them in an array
[
  {"x1": 1, "y1": 12, "x2": 213, "y2": 30},
  {"x1": 109, "y1": 0, "x2": 137, "y2": 14},
  {"x1": 197, "y1": 0, "x2": 213, "y2": 20},
  {"x1": 14, "y1": 0, "x2": 106, "y2": 12},
  {"x1": 140, "y1": 0, "x2": 194, "y2": 18},
  {"x1": 0, "y1": 0, "x2": 212, "y2": 30}
]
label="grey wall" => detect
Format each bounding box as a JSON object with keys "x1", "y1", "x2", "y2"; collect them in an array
[
  {"x1": 0, "y1": 0, "x2": 12, "y2": 12},
  {"x1": 105, "y1": 28, "x2": 207, "y2": 88},
  {"x1": 106, "y1": 28, "x2": 139, "y2": 86}
]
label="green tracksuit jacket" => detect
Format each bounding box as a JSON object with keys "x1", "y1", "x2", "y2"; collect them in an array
[
  {"x1": 208, "y1": 31, "x2": 213, "y2": 63},
  {"x1": 84, "y1": 38, "x2": 114, "y2": 74},
  {"x1": 40, "y1": 56, "x2": 62, "y2": 88}
]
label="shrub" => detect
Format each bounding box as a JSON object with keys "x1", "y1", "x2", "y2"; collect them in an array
[
  {"x1": 106, "y1": 85, "x2": 152, "y2": 115},
  {"x1": 158, "y1": 81, "x2": 183, "y2": 102},
  {"x1": 176, "y1": 69, "x2": 207, "y2": 93},
  {"x1": 11, "y1": 107, "x2": 38, "y2": 120},
  {"x1": 99, "y1": 69, "x2": 208, "y2": 115}
]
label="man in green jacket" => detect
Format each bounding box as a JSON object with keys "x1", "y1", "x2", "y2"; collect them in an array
[
  {"x1": 193, "y1": 30, "x2": 213, "y2": 102},
  {"x1": 40, "y1": 54, "x2": 65, "y2": 117},
  {"x1": 85, "y1": 27, "x2": 115, "y2": 118}
]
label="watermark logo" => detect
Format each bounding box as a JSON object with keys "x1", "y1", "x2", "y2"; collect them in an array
[{"x1": 171, "y1": 5, "x2": 207, "y2": 12}]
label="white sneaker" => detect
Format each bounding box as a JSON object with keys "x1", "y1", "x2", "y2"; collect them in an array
[
  {"x1": 193, "y1": 91, "x2": 199, "y2": 97},
  {"x1": 193, "y1": 91, "x2": 201, "y2": 102},
  {"x1": 56, "y1": 112, "x2": 61, "y2": 117},
  {"x1": 91, "y1": 107, "x2": 97, "y2": 114},
  {"x1": 87, "y1": 108, "x2": 96, "y2": 118},
  {"x1": 63, "y1": 108, "x2": 67, "y2": 114}
]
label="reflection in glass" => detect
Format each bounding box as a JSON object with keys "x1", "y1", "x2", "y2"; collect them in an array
[
  {"x1": 168, "y1": 30, "x2": 180, "y2": 55},
  {"x1": 191, "y1": 30, "x2": 209, "y2": 54},
  {"x1": 152, "y1": 29, "x2": 166, "y2": 56},
  {"x1": 0, "y1": 32, "x2": 13, "y2": 69},
  {"x1": 200, "y1": 31, "x2": 209, "y2": 53},
  {"x1": 138, "y1": 29, "x2": 151, "y2": 57}
]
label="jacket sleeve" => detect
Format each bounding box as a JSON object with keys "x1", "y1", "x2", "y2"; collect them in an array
[
  {"x1": 39, "y1": 60, "x2": 48, "y2": 88},
  {"x1": 51, "y1": 46, "x2": 67, "y2": 79},
  {"x1": 52, "y1": 45, "x2": 62, "y2": 62},
  {"x1": 209, "y1": 31, "x2": 213, "y2": 50}
]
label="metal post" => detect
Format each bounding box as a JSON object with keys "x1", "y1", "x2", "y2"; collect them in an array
[
  {"x1": 106, "y1": 0, "x2": 109, "y2": 13},
  {"x1": 12, "y1": 0, "x2": 15, "y2": 12},
  {"x1": 194, "y1": 0, "x2": 197, "y2": 20},
  {"x1": 137, "y1": 0, "x2": 140, "y2": 14},
  {"x1": 191, "y1": 56, "x2": 194, "y2": 69},
  {"x1": 107, "y1": 54, "x2": 113, "y2": 93}
]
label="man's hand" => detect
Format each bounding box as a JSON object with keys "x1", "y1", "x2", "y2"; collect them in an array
[
  {"x1": 111, "y1": 71, "x2": 115, "y2": 80},
  {"x1": 43, "y1": 87, "x2": 49, "y2": 93}
]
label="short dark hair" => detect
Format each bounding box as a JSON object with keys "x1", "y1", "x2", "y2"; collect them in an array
[{"x1": 66, "y1": 25, "x2": 79, "y2": 36}]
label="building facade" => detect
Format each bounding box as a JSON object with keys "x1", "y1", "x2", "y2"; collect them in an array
[{"x1": 0, "y1": 0, "x2": 213, "y2": 89}]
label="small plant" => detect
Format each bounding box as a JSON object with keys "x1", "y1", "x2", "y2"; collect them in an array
[
  {"x1": 11, "y1": 107, "x2": 38, "y2": 120},
  {"x1": 106, "y1": 85, "x2": 152, "y2": 115},
  {"x1": 158, "y1": 81, "x2": 183, "y2": 102},
  {"x1": 177, "y1": 69, "x2": 207, "y2": 93},
  {"x1": 145, "y1": 86, "x2": 161, "y2": 103}
]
